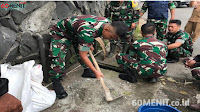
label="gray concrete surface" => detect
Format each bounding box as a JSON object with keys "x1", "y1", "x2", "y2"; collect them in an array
[{"x1": 43, "y1": 7, "x2": 200, "y2": 112}]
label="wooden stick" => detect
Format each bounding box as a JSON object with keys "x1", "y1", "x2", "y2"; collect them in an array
[{"x1": 88, "y1": 50, "x2": 113, "y2": 101}]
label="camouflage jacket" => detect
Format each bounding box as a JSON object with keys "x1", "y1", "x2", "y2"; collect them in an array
[
  {"x1": 129, "y1": 36, "x2": 167, "y2": 67},
  {"x1": 105, "y1": 1, "x2": 140, "y2": 27},
  {"x1": 50, "y1": 15, "x2": 110, "y2": 51},
  {"x1": 163, "y1": 30, "x2": 193, "y2": 53}
]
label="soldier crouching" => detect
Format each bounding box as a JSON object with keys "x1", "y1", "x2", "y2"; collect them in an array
[{"x1": 116, "y1": 23, "x2": 168, "y2": 83}]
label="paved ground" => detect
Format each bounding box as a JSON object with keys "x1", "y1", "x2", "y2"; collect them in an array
[{"x1": 43, "y1": 7, "x2": 200, "y2": 112}]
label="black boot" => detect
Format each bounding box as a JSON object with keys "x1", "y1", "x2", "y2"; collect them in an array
[
  {"x1": 167, "y1": 57, "x2": 179, "y2": 63},
  {"x1": 82, "y1": 68, "x2": 96, "y2": 78},
  {"x1": 108, "y1": 43, "x2": 116, "y2": 58},
  {"x1": 52, "y1": 78, "x2": 68, "y2": 99},
  {"x1": 119, "y1": 69, "x2": 137, "y2": 83}
]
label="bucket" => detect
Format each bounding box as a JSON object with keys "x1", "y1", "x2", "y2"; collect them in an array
[{"x1": 138, "y1": 103, "x2": 181, "y2": 112}]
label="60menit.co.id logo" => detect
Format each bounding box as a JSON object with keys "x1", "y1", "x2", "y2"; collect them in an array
[{"x1": 1, "y1": 2, "x2": 26, "y2": 9}]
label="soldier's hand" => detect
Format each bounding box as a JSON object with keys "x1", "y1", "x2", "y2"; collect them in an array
[
  {"x1": 90, "y1": 45, "x2": 94, "y2": 52},
  {"x1": 0, "y1": 93, "x2": 23, "y2": 112},
  {"x1": 95, "y1": 71, "x2": 104, "y2": 79},
  {"x1": 131, "y1": 23, "x2": 136, "y2": 29},
  {"x1": 186, "y1": 60, "x2": 196, "y2": 68}
]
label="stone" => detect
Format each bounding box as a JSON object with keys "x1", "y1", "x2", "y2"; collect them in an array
[
  {"x1": 0, "y1": 7, "x2": 10, "y2": 17},
  {"x1": 19, "y1": 44, "x2": 33, "y2": 57},
  {"x1": 64, "y1": 1, "x2": 77, "y2": 11},
  {"x1": 98, "y1": 1, "x2": 105, "y2": 16},
  {"x1": 20, "y1": 32, "x2": 38, "y2": 55},
  {"x1": 10, "y1": 1, "x2": 46, "y2": 25},
  {"x1": 82, "y1": 2, "x2": 90, "y2": 15},
  {"x1": 20, "y1": 2, "x2": 56, "y2": 33},
  {"x1": 11, "y1": 9, "x2": 27, "y2": 25},
  {"x1": 0, "y1": 25, "x2": 17, "y2": 60},
  {"x1": 88, "y1": 2, "x2": 101, "y2": 16},
  {"x1": 0, "y1": 1, "x2": 14, "y2": 17},
  {"x1": 55, "y1": 2, "x2": 71, "y2": 20},
  {"x1": 0, "y1": 17, "x2": 19, "y2": 32},
  {"x1": 5, "y1": 41, "x2": 19, "y2": 63}
]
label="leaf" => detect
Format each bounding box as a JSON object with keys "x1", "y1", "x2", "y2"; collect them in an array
[
  {"x1": 167, "y1": 77, "x2": 176, "y2": 83},
  {"x1": 179, "y1": 91, "x2": 188, "y2": 95}
]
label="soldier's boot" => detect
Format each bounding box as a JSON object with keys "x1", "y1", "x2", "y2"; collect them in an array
[
  {"x1": 108, "y1": 43, "x2": 116, "y2": 58},
  {"x1": 119, "y1": 69, "x2": 137, "y2": 83},
  {"x1": 82, "y1": 68, "x2": 96, "y2": 78},
  {"x1": 122, "y1": 43, "x2": 129, "y2": 54},
  {"x1": 52, "y1": 78, "x2": 68, "y2": 99},
  {"x1": 167, "y1": 57, "x2": 179, "y2": 63}
]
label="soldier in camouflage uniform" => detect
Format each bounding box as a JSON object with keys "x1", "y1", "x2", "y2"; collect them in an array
[
  {"x1": 49, "y1": 15, "x2": 128, "y2": 99},
  {"x1": 105, "y1": 1, "x2": 140, "y2": 57},
  {"x1": 163, "y1": 20, "x2": 193, "y2": 63},
  {"x1": 116, "y1": 23, "x2": 168, "y2": 83},
  {"x1": 140, "y1": 1, "x2": 176, "y2": 41}
]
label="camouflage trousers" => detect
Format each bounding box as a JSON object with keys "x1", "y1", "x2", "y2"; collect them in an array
[
  {"x1": 148, "y1": 19, "x2": 167, "y2": 41},
  {"x1": 183, "y1": 58, "x2": 200, "y2": 80},
  {"x1": 49, "y1": 26, "x2": 92, "y2": 78},
  {"x1": 116, "y1": 53, "x2": 167, "y2": 78},
  {"x1": 168, "y1": 47, "x2": 192, "y2": 58},
  {"x1": 191, "y1": 67, "x2": 200, "y2": 80}
]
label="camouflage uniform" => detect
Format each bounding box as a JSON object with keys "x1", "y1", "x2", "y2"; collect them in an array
[
  {"x1": 116, "y1": 36, "x2": 168, "y2": 78},
  {"x1": 163, "y1": 30, "x2": 193, "y2": 58},
  {"x1": 183, "y1": 55, "x2": 200, "y2": 80},
  {"x1": 105, "y1": 1, "x2": 140, "y2": 44},
  {"x1": 141, "y1": 1, "x2": 176, "y2": 40},
  {"x1": 49, "y1": 15, "x2": 110, "y2": 78}
]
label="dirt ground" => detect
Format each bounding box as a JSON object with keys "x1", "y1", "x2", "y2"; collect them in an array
[
  {"x1": 43, "y1": 35, "x2": 200, "y2": 112},
  {"x1": 43, "y1": 9, "x2": 200, "y2": 111}
]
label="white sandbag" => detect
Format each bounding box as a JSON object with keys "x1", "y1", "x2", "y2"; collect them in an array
[
  {"x1": 1, "y1": 63, "x2": 24, "y2": 100},
  {"x1": 1, "y1": 61, "x2": 56, "y2": 112},
  {"x1": 1, "y1": 60, "x2": 35, "y2": 112},
  {"x1": 31, "y1": 65, "x2": 56, "y2": 112}
]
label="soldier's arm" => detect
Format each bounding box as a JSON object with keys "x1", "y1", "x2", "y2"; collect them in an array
[
  {"x1": 167, "y1": 42, "x2": 182, "y2": 49},
  {"x1": 169, "y1": 1, "x2": 176, "y2": 20},
  {"x1": 168, "y1": 33, "x2": 187, "y2": 49},
  {"x1": 79, "y1": 50, "x2": 104, "y2": 79},
  {"x1": 139, "y1": 2, "x2": 148, "y2": 18}
]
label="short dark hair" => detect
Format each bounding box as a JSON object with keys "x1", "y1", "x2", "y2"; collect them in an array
[
  {"x1": 141, "y1": 23, "x2": 156, "y2": 35},
  {"x1": 111, "y1": 21, "x2": 128, "y2": 39},
  {"x1": 169, "y1": 19, "x2": 181, "y2": 26}
]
